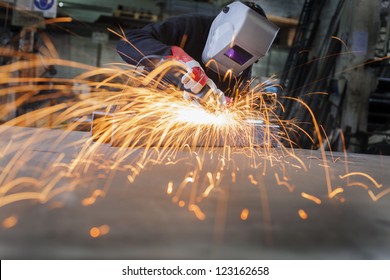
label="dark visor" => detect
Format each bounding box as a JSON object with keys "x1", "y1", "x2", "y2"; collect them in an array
[{"x1": 224, "y1": 45, "x2": 253, "y2": 65}]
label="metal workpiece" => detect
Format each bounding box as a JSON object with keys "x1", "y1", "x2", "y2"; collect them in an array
[{"x1": 0, "y1": 126, "x2": 390, "y2": 259}]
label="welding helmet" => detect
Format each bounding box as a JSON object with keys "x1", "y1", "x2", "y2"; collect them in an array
[{"x1": 201, "y1": 1, "x2": 279, "y2": 77}]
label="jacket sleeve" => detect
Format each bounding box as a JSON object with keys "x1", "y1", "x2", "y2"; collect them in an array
[{"x1": 116, "y1": 18, "x2": 185, "y2": 65}]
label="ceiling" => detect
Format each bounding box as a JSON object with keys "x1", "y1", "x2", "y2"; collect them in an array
[
  {"x1": 55, "y1": 0, "x2": 305, "y2": 23},
  {"x1": 0, "y1": 0, "x2": 304, "y2": 39}
]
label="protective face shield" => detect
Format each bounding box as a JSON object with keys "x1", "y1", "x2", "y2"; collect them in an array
[{"x1": 202, "y1": 1, "x2": 279, "y2": 77}]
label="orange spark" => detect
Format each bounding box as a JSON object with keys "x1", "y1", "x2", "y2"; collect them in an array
[
  {"x1": 347, "y1": 182, "x2": 369, "y2": 190},
  {"x1": 301, "y1": 192, "x2": 322, "y2": 205},
  {"x1": 368, "y1": 189, "x2": 390, "y2": 202},
  {"x1": 283, "y1": 97, "x2": 333, "y2": 196},
  {"x1": 167, "y1": 181, "x2": 173, "y2": 195},
  {"x1": 231, "y1": 171, "x2": 236, "y2": 183},
  {"x1": 274, "y1": 172, "x2": 294, "y2": 192},
  {"x1": 329, "y1": 187, "x2": 344, "y2": 199},
  {"x1": 189, "y1": 204, "x2": 206, "y2": 220},
  {"x1": 202, "y1": 172, "x2": 215, "y2": 198},
  {"x1": 248, "y1": 174, "x2": 258, "y2": 185},
  {"x1": 127, "y1": 175, "x2": 135, "y2": 183},
  {"x1": 45, "y1": 17, "x2": 73, "y2": 25},
  {"x1": 2, "y1": 215, "x2": 18, "y2": 229},
  {"x1": 82, "y1": 189, "x2": 106, "y2": 206},
  {"x1": 240, "y1": 208, "x2": 249, "y2": 220},
  {"x1": 178, "y1": 200, "x2": 186, "y2": 207},
  {"x1": 339, "y1": 172, "x2": 383, "y2": 189},
  {"x1": 89, "y1": 227, "x2": 100, "y2": 238},
  {"x1": 89, "y1": 225, "x2": 110, "y2": 238},
  {"x1": 298, "y1": 209, "x2": 308, "y2": 220}
]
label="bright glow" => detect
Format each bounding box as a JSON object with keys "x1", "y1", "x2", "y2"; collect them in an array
[
  {"x1": 89, "y1": 225, "x2": 110, "y2": 238},
  {"x1": 167, "y1": 181, "x2": 173, "y2": 194},
  {"x1": 89, "y1": 227, "x2": 100, "y2": 238},
  {"x1": 240, "y1": 208, "x2": 249, "y2": 220},
  {"x1": 174, "y1": 106, "x2": 235, "y2": 126},
  {"x1": 298, "y1": 209, "x2": 308, "y2": 220}
]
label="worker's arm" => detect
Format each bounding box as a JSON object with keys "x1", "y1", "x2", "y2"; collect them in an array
[
  {"x1": 117, "y1": 28, "x2": 171, "y2": 65},
  {"x1": 116, "y1": 16, "x2": 226, "y2": 105},
  {"x1": 116, "y1": 15, "x2": 211, "y2": 66}
]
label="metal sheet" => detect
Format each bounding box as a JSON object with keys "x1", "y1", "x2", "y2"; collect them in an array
[{"x1": 0, "y1": 125, "x2": 389, "y2": 259}]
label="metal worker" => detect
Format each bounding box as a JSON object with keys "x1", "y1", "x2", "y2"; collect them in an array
[{"x1": 116, "y1": 0, "x2": 279, "y2": 106}]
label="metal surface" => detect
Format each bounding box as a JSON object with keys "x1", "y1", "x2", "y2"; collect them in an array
[{"x1": 0, "y1": 125, "x2": 390, "y2": 259}]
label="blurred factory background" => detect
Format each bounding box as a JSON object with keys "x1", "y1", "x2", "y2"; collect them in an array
[{"x1": 0, "y1": 0, "x2": 389, "y2": 154}]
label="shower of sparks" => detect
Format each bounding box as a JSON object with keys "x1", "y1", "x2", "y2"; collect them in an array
[{"x1": 0, "y1": 26, "x2": 389, "y2": 239}]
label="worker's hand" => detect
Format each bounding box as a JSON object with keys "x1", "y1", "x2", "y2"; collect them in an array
[
  {"x1": 169, "y1": 46, "x2": 229, "y2": 109},
  {"x1": 170, "y1": 46, "x2": 208, "y2": 94},
  {"x1": 183, "y1": 78, "x2": 229, "y2": 110},
  {"x1": 206, "y1": 79, "x2": 226, "y2": 107}
]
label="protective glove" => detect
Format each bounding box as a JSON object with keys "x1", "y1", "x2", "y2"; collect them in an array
[
  {"x1": 170, "y1": 46, "x2": 208, "y2": 95},
  {"x1": 205, "y1": 78, "x2": 226, "y2": 107}
]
